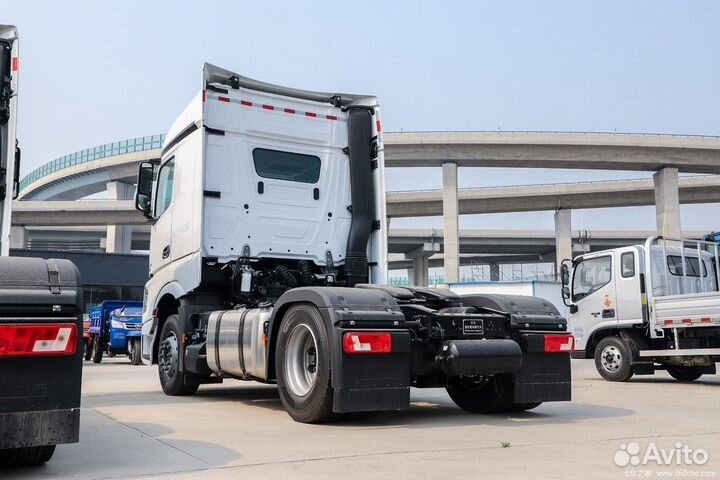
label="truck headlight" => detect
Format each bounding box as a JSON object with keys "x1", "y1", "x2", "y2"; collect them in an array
[{"x1": 111, "y1": 319, "x2": 125, "y2": 329}]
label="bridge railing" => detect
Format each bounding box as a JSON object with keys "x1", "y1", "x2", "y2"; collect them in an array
[{"x1": 19, "y1": 134, "x2": 165, "y2": 193}]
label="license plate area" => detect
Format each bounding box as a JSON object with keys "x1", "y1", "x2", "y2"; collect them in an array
[{"x1": 462, "y1": 319, "x2": 484, "y2": 335}]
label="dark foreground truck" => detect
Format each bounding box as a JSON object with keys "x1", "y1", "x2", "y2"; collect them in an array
[
  {"x1": 0, "y1": 25, "x2": 84, "y2": 467},
  {"x1": 136, "y1": 63, "x2": 573, "y2": 423}
]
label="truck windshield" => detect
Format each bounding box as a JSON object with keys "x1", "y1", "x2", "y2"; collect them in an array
[{"x1": 573, "y1": 256, "x2": 612, "y2": 302}]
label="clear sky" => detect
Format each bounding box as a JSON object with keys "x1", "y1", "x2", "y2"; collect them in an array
[{"x1": 5, "y1": 0, "x2": 720, "y2": 232}]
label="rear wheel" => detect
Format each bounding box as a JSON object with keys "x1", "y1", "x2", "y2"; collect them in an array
[
  {"x1": 594, "y1": 336, "x2": 634, "y2": 382},
  {"x1": 276, "y1": 304, "x2": 334, "y2": 423},
  {"x1": 667, "y1": 366, "x2": 702, "y2": 382},
  {"x1": 84, "y1": 340, "x2": 92, "y2": 361},
  {"x1": 130, "y1": 338, "x2": 142, "y2": 365},
  {"x1": 158, "y1": 315, "x2": 199, "y2": 396},
  {"x1": 446, "y1": 374, "x2": 516, "y2": 413},
  {"x1": 0, "y1": 445, "x2": 56, "y2": 467},
  {"x1": 91, "y1": 335, "x2": 103, "y2": 364}
]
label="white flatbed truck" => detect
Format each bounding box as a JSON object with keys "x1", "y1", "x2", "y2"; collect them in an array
[
  {"x1": 562, "y1": 236, "x2": 720, "y2": 381},
  {"x1": 136, "y1": 63, "x2": 574, "y2": 423}
]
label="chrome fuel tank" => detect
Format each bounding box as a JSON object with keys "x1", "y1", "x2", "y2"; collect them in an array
[{"x1": 206, "y1": 307, "x2": 272, "y2": 380}]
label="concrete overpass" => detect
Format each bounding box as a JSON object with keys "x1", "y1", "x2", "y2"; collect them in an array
[
  {"x1": 383, "y1": 131, "x2": 720, "y2": 172},
  {"x1": 16, "y1": 131, "x2": 720, "y2": 281}
]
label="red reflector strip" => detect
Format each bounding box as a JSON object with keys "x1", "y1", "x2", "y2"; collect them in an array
[
  {"x1": 682, "y1": 318, "x2": 692, "y2": 324},
  {"x1": 326, "y1": 115, "x2": 337, "y2": 121},
  {"x1": 284, "y1": 108, "x2": 296, "y2": 114},
  {"x1": 218, "y1": 96, "x2": 230, "y2": 103},
  {"x1": 701, "y1": 317, "x2": 712, "y2": 323},
  {"x1": 240, "y1": 100, "x2": 253, "y2": 107},
  {"x1": 342, "y1": 332, "x2": 392, "y2": 354},
  {"x1": 207, "y1": 94, "x2": 339, "y2": 121},
  {"x1": 544, "y1": 334, "x2": 574, "y2": 353},
  {"x1": 664, "y1": 319, "x2": 674, "y2": 326},
  {"x1": 0, "y1": 324, "x2": 77, "y2": 358},
  {"x1": 262, "y1": 104, "x2": 274, "y2": 110},
  {"x1": 11, "y1": 57, "x2": 18, "y2": 72},
  {"x1": 376, "y1": 120, "x2": 382, "y2": 132},
  {"x1": 305, "y1": 112, "x2": 316, "y2": 118}
]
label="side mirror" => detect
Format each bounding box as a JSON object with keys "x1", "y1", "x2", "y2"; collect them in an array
[
  {"x1": 560, "y1": 264, "x2": 570, "y2": 286},
  {"x1": 135, "y1": 161, "x2": 155, "y2": 219}
]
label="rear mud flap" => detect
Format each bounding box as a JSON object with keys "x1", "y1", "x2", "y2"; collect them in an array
[{"x1": 512, "y1": 352, "x2": 571, "y2": 403}]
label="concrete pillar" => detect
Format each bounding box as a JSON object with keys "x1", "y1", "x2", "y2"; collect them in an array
[
  {"x1": 489, "y1": 263, "x2": 500, "y2": 281},
  {"x1": 106, "y1": 181, "x2": 134, "y2": 253},
  {"x1": 554, "y1": 209, "x2": 572, "y2": 277},
  {"x1": 406, "y1": 242, "x2": 440, "y2": 287},
  {"x1": 442, "y1": 162, "x2": 459, "y2": 283},
  {"x1": 9, "y1": 226, "x2": 28, "y2": 249},
  {"x1": 653, "y1": 167, "x2": 681, "y2": 237}
]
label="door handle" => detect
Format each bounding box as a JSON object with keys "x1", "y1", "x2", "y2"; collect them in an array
[
  {"x1": 162, "y1": 245, "x2": 170, "y2": 259},
  {"x1": 590, "y1": 312, "x2": 601, "y2": 318}
]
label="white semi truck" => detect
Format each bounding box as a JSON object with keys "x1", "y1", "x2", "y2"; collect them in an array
[
  {"x1": 137, "y1": 63, "x2": 574, "y2": 423},
  {"x1": 561, "y1": 236, "x2": 720, "y2": 382}
]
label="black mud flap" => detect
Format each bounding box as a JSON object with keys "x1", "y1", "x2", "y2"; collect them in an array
[{"x1": 513, "y1": 333, "x2": 572, "y2": 403}]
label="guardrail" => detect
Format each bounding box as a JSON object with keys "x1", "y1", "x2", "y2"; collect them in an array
[{"x1": 19, "y1": 134, "x2": 165, "y2": 193}]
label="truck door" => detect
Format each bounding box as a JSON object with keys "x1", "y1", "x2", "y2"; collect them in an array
[
  {"x1": 149, "y1": 157, "x2": 175, "y2": 275},
  {"x1": 615, "y1": 247, "x2": 643, "y2": 326},
  {"x1": 570, "y1": 253, "x2": 617, "y2": 350}
]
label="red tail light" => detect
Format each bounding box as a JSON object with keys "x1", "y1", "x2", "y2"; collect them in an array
[
  {"x1": 342, "y1": 332, "x2": 392, "y2": 354},
  {"x1": 544, "y1": 334, "x2": 574, "y2": 353},
  {"x1": 0, "y1": 324, "x2": 78, "y2": 358}
]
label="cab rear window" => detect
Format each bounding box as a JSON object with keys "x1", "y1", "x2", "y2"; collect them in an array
[{"x1": 252, "y1": 148, "x2": 321, "y2": 184}]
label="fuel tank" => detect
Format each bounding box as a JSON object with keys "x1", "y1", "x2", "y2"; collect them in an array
[{"x1": 206, "y1": 306, "x2": 272, "y2": 380}]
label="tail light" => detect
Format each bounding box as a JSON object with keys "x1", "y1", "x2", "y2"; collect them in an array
[
  {"x1": 342, "y1": 332, "x2": 392, "y2": 354},
  {"x1": 0, "y1": 324, "x2": 78, "y2": 358},
  {"x1": 544, "y1": 334, "x2": 574, "y2": 353}
]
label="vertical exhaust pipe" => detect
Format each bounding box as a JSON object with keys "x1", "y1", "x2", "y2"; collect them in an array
[{"x1": 344, "y1": 107, "x2": 375, "y2": 287}]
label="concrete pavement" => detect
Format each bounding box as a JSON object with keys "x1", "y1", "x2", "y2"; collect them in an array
[{"x1": 5, "y1": 359, "x2": 719, "y2": 480}]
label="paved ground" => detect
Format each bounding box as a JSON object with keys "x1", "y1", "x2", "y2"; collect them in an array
[{"x1": 5, "y1": 358, "x2": 719, "y2": 479}]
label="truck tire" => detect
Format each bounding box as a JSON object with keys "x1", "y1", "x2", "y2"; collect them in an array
[
  {"x1": 92, "y1": 335, "x2": 103, "y2": 364},
  {"x1": 276, "y1": 304, "x2": 334, "y2": 423},
  {"x1": 158, "y1": 315, "x2": 199, "y2": 396},
  {"x1": 667, "y1": 366, "x2": 703, "y2": 382},
  {"x1": 446, "y1": 374, "x2": 516, "y2": 413},
  {"x1": 84, "y1": 340, "x2": 92, "y2": 361},
  {"x1": 0, "y1": 445, "x2": 56, "y2": 467},
  {"x1": 594, "y1": 336, "x2": 634, "y2": 382},
  {"x1": 130, "y1": 338, "x2": 142, "y2": 366}
]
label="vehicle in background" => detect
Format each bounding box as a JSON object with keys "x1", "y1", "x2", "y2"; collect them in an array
[
  {"x1": 136, "y1": 63, "x2": 573, "y2": 423},
  {"x1": 0, "y1": 24, "x2": 84, "y2": 467},
  {"x1": 562, "y1": 235, "x2": 720, "y2": 382},
  {"x1": 89, "y1": 301, "x2": 143, "y2": 364},
  {"x1": 82, "y1": 314, "x2": 92, "y2": 361}
]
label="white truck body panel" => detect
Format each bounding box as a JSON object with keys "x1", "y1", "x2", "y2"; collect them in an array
[{"x1": 0, "y1": 25, "x2": 19, "y2": 256}]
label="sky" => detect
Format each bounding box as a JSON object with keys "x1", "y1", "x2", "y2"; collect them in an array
[{"x1": 5, "y1": 0, "x2": 720, "y2": 233}]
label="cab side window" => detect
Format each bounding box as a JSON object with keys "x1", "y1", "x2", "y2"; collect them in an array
[
  {"x1": 572, "y1": 256, "x2": 612, "y2": 302},
  {"x1": 155, "y1": 158, "x2": 175, "y2": 217},
  {"x1": 621, "y1": 252, "x2": 635, "y2": 278}
]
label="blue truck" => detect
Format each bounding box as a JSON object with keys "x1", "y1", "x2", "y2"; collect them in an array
[{"x1": 89, "y1": 301, "x2": 144, "y2": 365}]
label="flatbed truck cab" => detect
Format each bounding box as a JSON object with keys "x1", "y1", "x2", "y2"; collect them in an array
[
  {"x1": 562, "y1": 236, "x2": 720, "y2": 382},
  {"x1": 136, "y1": 63, "x2": 573, "y2": 423}
]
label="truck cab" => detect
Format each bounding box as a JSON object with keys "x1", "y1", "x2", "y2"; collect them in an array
[
  {"x1": 562, "y1": 236, "x2": 720, "y2": 382},
  {"x1": 89, "y1": 300, "x2": 143, "y2": 365}
]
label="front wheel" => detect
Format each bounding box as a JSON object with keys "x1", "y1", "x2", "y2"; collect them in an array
[
  {"x1": 84, "y1": 340, "x2": 92, "y2": 361},
  {"x1": 130, "y1": 338, "x2": 142, "y2": 365},
  {"x1": 667, "y1": 366, "x2": 702, "y2": 382},
  {"x1": 594, "y1": 336, "x2": 634, "y2": 382},
  {"x1": 91, "y1": 335, "x2": 103, "y2": 364},
  {"x1": 446, "y1": 374, "x2": 517, "y2": 413},
  {"x1": 158, "y1": 315, "x2": 198, "y2": 396},
  {"x1": 0, "y1": 445, "x2": 56, "y2": 466},
  {"x1": 276, "y1": 304, "x2": 334, "y2": 423}
]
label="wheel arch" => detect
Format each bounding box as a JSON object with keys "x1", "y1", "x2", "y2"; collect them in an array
[{"x1": 151, "y1": 291, "x2": 180, "y2": 364}]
